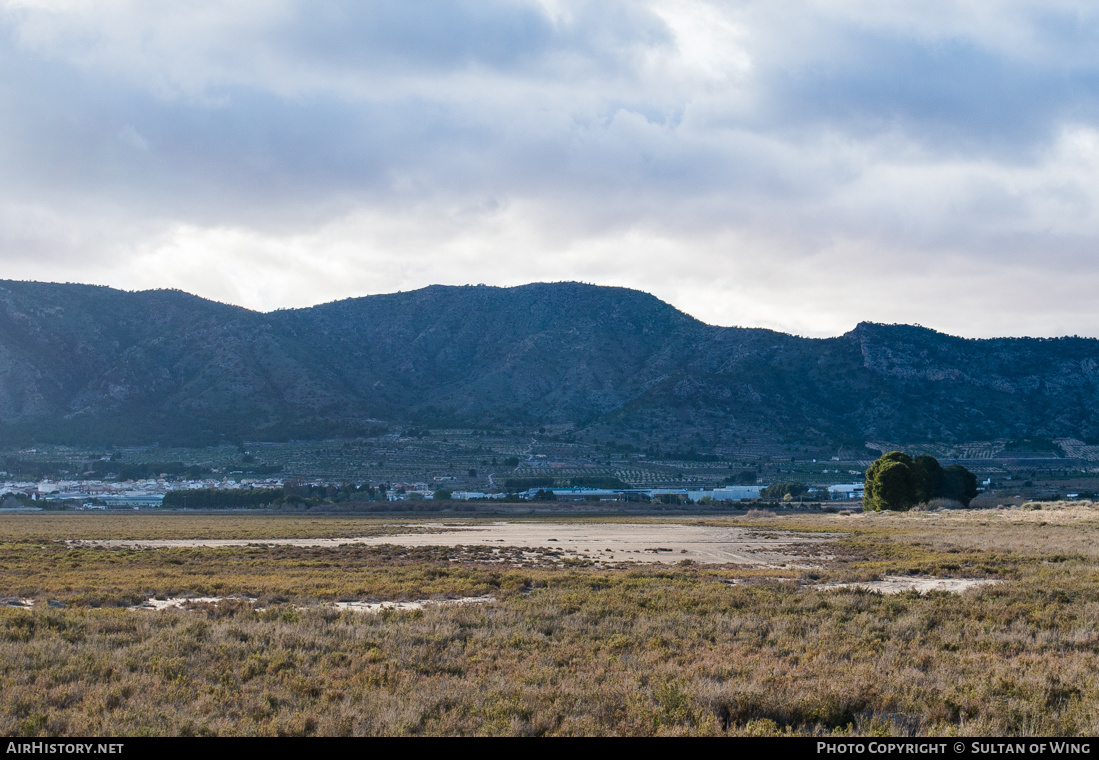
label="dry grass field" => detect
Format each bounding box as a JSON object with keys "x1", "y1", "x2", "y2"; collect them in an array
[{"x1": 3, "y1": 507, "x2": 1099, "y2": 736}]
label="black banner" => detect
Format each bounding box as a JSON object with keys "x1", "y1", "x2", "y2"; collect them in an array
[{"x1": 2, "y1": 738, "x2": 1096, "y2": 753}]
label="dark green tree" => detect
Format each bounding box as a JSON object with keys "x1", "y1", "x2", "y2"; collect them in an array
[
  {"x1": 912, "y1": 455, "x2": 944, "y2": 504},
  {"x1": 938, "y1": 465, "x2": 978, "y2": 506},
  {"x1": 873, "y1": 459, "x2": 918, "y2": 510},
  {"x1": 864, "y1": 451, "x2": 978, "y2": 510},
  {"x1": 863, "y1": 451, "x2": 914, "y2": 510}
]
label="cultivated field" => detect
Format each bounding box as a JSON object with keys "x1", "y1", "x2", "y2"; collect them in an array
[{"x1": 3, "y1": 507, "x2": 1099, "y2": 736}]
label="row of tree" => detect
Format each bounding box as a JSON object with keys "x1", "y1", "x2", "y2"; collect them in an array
[
  {"x1": 162, "y1": 488, "x2": 285, "y2": 509},
  {"x1": 863, "y1": 451, "x2": 978, "y2": 510},
  {"x1": 161, "y1": 482, "x2": 391, "y2": 509}
]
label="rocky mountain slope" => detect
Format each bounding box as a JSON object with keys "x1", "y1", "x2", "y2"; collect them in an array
[{"x1": 1, "y1": 280, "x2": 1097, "y2": 447}]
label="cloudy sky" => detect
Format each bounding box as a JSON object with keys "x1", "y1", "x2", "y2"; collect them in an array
[{"x1": 2, "y1": 1, "x2": 1098, "y2": 337}]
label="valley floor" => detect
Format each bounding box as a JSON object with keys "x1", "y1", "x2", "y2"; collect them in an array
[{"x1": 2, "y1": 509, "x2": 1099, "y2": 736}]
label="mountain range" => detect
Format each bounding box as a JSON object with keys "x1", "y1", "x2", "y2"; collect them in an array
[{"x1": 1, "y1": 280, "x2": 1097, "y2": 449}]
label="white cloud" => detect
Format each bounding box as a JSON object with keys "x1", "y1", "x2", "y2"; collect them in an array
[{"x1": 1, "y1": 1, "x2": 1098, "y2": 338}]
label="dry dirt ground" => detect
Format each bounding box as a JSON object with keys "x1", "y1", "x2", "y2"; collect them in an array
[
  {"x1": 70, "y1": 521, "x2": 836, "y2": 567},
  {"x1": 815, "y1": 576, "x2": 1003, "y2": 594}
]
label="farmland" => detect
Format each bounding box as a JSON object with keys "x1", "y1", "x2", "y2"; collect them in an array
[{"x1": 4, "y1": 507, "x2": 1099, "y2": 736}]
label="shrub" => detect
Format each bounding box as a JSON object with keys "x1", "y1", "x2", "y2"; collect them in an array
[
  {"x1": 759, "y1": 482, "x2": 809, "y2": 501},
  {"x1": 923, "y1": 497, "x2": 966, "y2": 510}
]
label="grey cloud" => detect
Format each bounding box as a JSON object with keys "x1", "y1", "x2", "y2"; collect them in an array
[
  {"x1": 0, "y1": 1, "x2": 682, "y2": 226},
  {"x1": 1, "y1": 1, "x2": 1099, "y2": 336},
  {"x1": 748, "y1": 30, "x2": 1099, "y2": 160},
  {"x1": 279, "y1": 0, "x2": 672, "y2": 75},
  {"x1": 1, "y1": 1, "x2": 674, "y2": 96}
]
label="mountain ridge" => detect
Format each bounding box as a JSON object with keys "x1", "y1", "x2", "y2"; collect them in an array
[{"x1": 1, "y1": 279, "x2": 1097, "y2": 447}]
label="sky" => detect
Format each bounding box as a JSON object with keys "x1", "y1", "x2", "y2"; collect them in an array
[{"x1": 2, "y1": 1, "x2": 1099, "y2": 338}]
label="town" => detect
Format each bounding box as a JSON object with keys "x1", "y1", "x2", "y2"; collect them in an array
[
  {"x1": 0, "y1": 476, "x2": 868, "y2": 509},
  {"x1": 3, "y1": 430, "x2": 1098, "y2": 510}
]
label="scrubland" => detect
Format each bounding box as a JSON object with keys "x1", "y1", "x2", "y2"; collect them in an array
[{"x1": 4, "y1": 508, "x2": 1099, "y2": 736}]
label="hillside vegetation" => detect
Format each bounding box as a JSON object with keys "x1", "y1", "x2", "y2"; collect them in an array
[{"x1": 1, "y1": 281, "x2": 1098, "y2": 446}]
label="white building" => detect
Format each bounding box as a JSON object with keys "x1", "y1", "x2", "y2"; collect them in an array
[
  {"x1": 827, "y1": 483, "x2": 864, "y2": 500},
  {"x1": 691, "y1": 486, "x2": 764, "y2": 502}
]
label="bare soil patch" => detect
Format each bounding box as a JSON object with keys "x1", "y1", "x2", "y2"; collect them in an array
[
  {"x1": 816, "y1": 576, "x2": 1004, "y2": 594},
  {"x1": 121, "y1": 594, "x2": 495, "y2": 613},
  {"x1": 73, "y1": 521, "x2": 837, "y2": 567},
  {"x1": 333, "y1": 595, "x2": 495, "y2": 613}
]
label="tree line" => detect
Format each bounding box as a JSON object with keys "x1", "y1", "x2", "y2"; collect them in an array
[{"x1": 161, "y1": 482, "x2": 390, "y2": 509}]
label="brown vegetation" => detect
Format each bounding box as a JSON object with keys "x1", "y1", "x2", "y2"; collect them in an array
[
  {"x1": 0, "y1": 514, "x2": 438, "y2": 542},
  {"x1": 3, "y1": 509, "x2": 1099, "y2": 735}
]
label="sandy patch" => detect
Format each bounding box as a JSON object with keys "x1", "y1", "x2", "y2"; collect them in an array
[
  {"x1": 129, "y1": 596, "x2": 229, "y2": 611},
  {"x1": 334, "y1": 595, "x2": 495, "y2": 613},
  {"x1": 73, "y1": 522, "x2": 837, "y2": 567},
  {"x1": 817, "y1": 576, "x2": 1003, "y2": 594},
  {"x1": 123, "y1": 595, "x2": 495, "y2": 612}
]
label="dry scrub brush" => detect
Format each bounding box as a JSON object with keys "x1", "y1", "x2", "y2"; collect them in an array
[
  {"x1": 4, "y1": 510, "x2": 1099, "y2": 736},
  {"x1": 0, "y1": 514, "x2": 443, "y2": 542},
  {"x1": 5, "y1": 567, "x2": 1099, "y2": 736}
]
